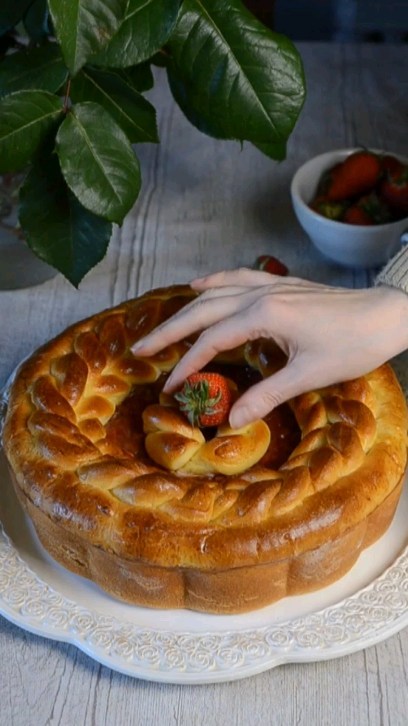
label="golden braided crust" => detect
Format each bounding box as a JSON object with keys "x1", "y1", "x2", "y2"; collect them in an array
[
  {"x1": 2, "y1": 285, "x2": 408, "y2": 613},
  {"x1": 143, "y1": 402, "x2": 271, "y2": 475}
]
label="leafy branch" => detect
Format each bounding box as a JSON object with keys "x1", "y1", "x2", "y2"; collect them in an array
[{"x1": 0, "y1": 0, "x2": 306, "y2": 287}]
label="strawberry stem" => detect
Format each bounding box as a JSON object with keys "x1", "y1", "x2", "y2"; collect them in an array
[{"x1": 175, "y1": 380, "x2": 222, "y2": 427}]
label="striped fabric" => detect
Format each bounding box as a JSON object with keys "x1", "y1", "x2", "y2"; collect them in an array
[{"x1": 376, "y1": 246, "x2": 408, "y2": 294}]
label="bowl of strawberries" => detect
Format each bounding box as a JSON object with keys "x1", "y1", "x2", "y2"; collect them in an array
[{"x1": 291, "y1": 148, "x2": 408, "y2": 268}]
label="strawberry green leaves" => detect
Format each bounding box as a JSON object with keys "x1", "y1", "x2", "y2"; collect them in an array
[
  {"x1": 19, "y1": 153, "x2": 112, "y2": 287},
  {"x1": 167, "y1": 0, "x2": 305, "y2": 156},
  {"x1": 48, "y1": 0, "x2": 128, "y2": 75},
  {"x1": 0, "y1": 91, "x2": 63, "y2": 173},
  {"x1": 56, "y1": 102, "x2": 141, "y2": 223}
]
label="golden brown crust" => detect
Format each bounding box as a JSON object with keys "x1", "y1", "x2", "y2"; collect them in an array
[
  {"x1": 2, "y1": 284, "x2": 408, "y2": 612},
  {"x1": 143, "y1": 403, "x2": 271, "y2": 475}
]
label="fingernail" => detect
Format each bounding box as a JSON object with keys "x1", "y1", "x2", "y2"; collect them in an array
[
  {"x1": 229, "y1": 407, "x2": 248, "y2": 429},
  {"x1": 163, "y1": 375, "x2": 174, "y2": 392},
  {"x1": 131, "y1": 339, "x2": 145, "y2": 353}
]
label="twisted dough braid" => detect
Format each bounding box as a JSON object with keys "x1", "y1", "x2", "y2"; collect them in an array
[{"x1": 143, "y1": 402, "x2": 271, "y2": 475}]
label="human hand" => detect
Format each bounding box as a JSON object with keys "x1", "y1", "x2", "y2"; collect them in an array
[{"x1": 131, "y1": 269, "x2": 408, "y2": 428}]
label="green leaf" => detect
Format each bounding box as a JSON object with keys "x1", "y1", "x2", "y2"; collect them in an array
[
  {"x1": 48, "y1": 0, "x2": 128, "y2": 75},
  {"x1": 253, "y1": 139, "x2": 287, "y2": 161},
  {"x1": 167, "y1": 0, "x2": 305, "y2": 153},
  {"x1": 118, "y1": 63, "x2": 154, "y2": 92},
  {"x1": 150, "y1": 50, "x2": 171, "y2": 68},
  {"x1": 0, "y1": 90, "x2": 63, "y2": 173},
  {"x1": 70, "y1": 67, "x2": 158, "y2": 143},
  {"x1": 0, "y1": 0, "x2": 33, "y2": 35},
  {"x1": 0, "y1": 45, "x2": 68, "y2": 99},
  {"x1": 90, "y1": 0, "x2": 180, "y2": 68},
  {"x1": 23, "y1": 0, "x2": 50, "y2": 42},
  {"x1": 56, "y1": 101, "x2": 141, "y2": 223},
  {"x1": 19, "y1": 151, "x2": 112, "y2": 287}
]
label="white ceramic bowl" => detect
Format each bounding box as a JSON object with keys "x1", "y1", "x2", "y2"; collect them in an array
[{"x1": 290, "y1": 148, "x2": 408, "y2": 268}]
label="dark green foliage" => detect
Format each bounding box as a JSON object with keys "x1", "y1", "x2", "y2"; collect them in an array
[{"x1": 0, "y1": 0, "x2": 305, "y2": 286}]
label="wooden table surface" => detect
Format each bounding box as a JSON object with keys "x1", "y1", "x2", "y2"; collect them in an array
[{"x1": 0, "y1": 43, "x2": 407, "y2": 726}]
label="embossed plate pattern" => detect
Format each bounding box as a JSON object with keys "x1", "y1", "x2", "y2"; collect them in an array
[{"x1": 1, "y1": 366, "x2": 408, "y2": 684}]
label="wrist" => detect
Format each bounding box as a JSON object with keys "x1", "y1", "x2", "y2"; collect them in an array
[{"x1": 375, "y1": 283, "x2": 408, "y2": 351}]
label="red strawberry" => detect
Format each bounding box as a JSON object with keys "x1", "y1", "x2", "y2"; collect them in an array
[
  {"x1": 327, "y1": 151, "x2": 382, "y2": 201},
  {"x1": 255, "y1": 255, "x2": 289, "y2": 276},
  {"x1": 315, "y1": 162, "x2": 343, "y2": 196},
  {"x1": 174, "y1": 373, "x2": 232, "y2": 428},
  {"x1": 381, "y1": 154, "x2": 404, "y2": 177},
  {"x1": 343, "y1": 205, "x2": 374, "y2": 226},
  {"x1": 343, "y1": 192, "x2": 390, "y2": 226},
  {"x1": 379, "y1": 164, "x2": 408, "y2": 215}
]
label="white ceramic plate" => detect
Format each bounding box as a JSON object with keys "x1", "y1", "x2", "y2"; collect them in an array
[{"x1": 1, "y1": 366, "x2": 408, "y2": 684}]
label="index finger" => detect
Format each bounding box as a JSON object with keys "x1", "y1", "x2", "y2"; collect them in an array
[
  {"x1": 163, "y1": 310, "x2": 253, "y2": 392},
  {"x1": 130, "y1": 286, "x2": 255, "y2": 356}
]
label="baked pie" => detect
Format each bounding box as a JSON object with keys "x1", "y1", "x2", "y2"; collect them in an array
[{"x1": 2, "y1": 285, "x2": 408, "y2": 613}]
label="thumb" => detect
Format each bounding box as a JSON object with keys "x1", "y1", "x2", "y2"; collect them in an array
[{"x1": 229, "y1": 362, "x2": 313, "y2": 428}]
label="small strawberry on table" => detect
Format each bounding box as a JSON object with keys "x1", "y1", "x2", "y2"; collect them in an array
[{"x1": 254, "y1": 255, "x2": 289, "y2": 276}]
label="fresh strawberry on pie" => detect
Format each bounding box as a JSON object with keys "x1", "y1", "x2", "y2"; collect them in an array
[{"x1": 174, "y1": 372, "x2": 233, "y2": 428}]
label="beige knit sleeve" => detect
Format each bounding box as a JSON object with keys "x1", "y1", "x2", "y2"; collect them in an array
[{"x1": 375, "y1": 245, "x2": 408, "y2": 294}]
